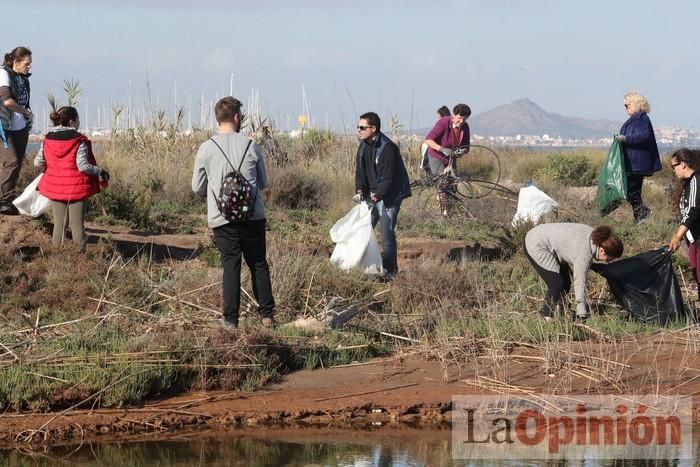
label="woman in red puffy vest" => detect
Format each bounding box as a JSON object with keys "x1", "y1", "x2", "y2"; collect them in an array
[{"x1": 34, "y1": 106, "x2": 109, "y2": 248}]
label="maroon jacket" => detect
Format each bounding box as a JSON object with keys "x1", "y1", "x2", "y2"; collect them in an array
[{"x1": 426, "y1": 116, "x2": 470, "y2": 165}]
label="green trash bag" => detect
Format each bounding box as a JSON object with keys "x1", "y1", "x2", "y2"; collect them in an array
[{"x1": 596, "y1": 139, "x2": 628, "y2": 216}]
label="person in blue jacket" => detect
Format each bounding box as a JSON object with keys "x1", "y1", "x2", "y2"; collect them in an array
[{"x1": 614, "y1": 92, "x2": 661, "y2": 224}]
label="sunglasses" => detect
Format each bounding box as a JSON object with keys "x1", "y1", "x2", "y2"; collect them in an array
[
  {"x1": 624, "y1": 104, "x2": 629, "y2": 109},
  {"x1": 671, "y1": 162, "x2": 682, "y2": 169},
  {"x1": 357, "y1": 125, "x2": 374, "y2": 131}
]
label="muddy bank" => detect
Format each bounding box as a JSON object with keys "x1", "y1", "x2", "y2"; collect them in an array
[{"x1": 3, "y1": 331, "x2": 700, "y2": 449}]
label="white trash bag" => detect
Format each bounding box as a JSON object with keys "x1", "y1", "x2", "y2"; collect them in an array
[
  {"x1": 13, "y1": 174, "x2": 51, "y2": 217},
  {"x1": 511, "y1": 185, "x2": 559, "y2": 227},
  {"x1": 330, "y1": 202, "x2": 383, "y2": 274}
]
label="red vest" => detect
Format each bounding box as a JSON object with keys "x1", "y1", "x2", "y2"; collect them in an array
[{"x1": 38, "y1": 132, "x2": 100, "y2": 202}]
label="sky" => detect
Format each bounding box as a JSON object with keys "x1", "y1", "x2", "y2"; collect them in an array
[{"x1": 6, "y1": 0, "x2": 700, "y2": 133}]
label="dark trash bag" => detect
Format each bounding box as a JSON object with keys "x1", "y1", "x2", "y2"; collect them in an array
[
  {"x1": 596, "y1": 139, "x2": 628, "y2": 216},
  {"x1": 591, "y1": 248, "x2": 685, "y2": 325}
]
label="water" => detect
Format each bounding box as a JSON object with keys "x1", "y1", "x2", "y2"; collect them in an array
[
  {"x1": 25, "y1": 142, "x2": 103, "y2": 155},
  {"x1": 0, "y1": 428, "x2": 694, "y2": 466}
]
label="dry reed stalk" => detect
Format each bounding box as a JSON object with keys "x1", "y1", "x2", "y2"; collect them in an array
[
  {"x1": 21, "y1": 365, "x2": 148, "y2": 442},
  {"x1": 554, "y1": 348, "x2": 630, "y2": 368},
  {"x1": 94, "y1": 253, "x2": 120, "y2": 315},
  {"x1": 567, "y1": 367, "x2": 600, "y2": 383},
  {"x1": 13, "y1": 314, "x2": 107, "y2": 335},
  {"x1": 156, "y1": 292, "x2": 221, "y2": 315},
  {"x1": 463, "y1": 376, "x2": 564, "y2": 413},
  {"x1": 239, "y1": 287, "x2": 258, "y2": 307},
  {"x1": 303, "y1": 262, "x2": 323, "y2": 318},
  {"x1": 86, "y1": 297, "x2": 158, "y2": 318},
  {"x1": 572, "y1": 322, "x2": 611, "y2": 342},
  {"x1": 0, "y1": 341, "x2": 19, "y2": 361},
  {"x1": 313, "y1": 382, "x2": 419, "y2": 402},
  {"x1": 378, "y1": 331, "x2": 421, "y2": 344},
  {"x1": 149, "y1": 281, "x2": 221, "y2": 308},
  {"x1": 25, "y1": 372, "x2": 69, "y2": 384},
  {"x1": 120, "y1": 418, "x2": 167, "y2": 430}
]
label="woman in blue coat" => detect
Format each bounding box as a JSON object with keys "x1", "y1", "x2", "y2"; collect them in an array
[{"x1": 615, "y1": 92, "x2": 661, "y2": 224}]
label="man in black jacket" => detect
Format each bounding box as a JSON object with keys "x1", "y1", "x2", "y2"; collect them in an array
[{"x1": 354, "y1": 111, "x2": 411, "y2": 279}]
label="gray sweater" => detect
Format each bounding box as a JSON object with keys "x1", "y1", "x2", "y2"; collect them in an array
[
  {"x1": 525, "y1": 223, "x2": 597, "y2": 317},
  {"x1": 192, "y1": 132, "x2": 267, "y2": 228}
]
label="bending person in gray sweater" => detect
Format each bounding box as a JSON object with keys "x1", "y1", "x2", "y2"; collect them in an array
[{"x1": 524, "y1": 223, "x2": 623, "y2": 320}]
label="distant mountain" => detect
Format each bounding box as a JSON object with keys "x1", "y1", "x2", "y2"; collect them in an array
[{"x1": 468, "y1": 98, "x2": 621, "y2": 138}]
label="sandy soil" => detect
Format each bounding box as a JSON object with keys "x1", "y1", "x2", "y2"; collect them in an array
[
  {"x1": 1, "y1": 215, "x2": 699, "y2": 449},
  {"x1": 1, "y1": 333, "x2": 700, "y2": 448}
]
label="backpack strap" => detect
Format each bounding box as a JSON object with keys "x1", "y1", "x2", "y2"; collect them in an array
[
  {"x1": 208, "y1": 138, "x2": 258, "y2": 218},
  {"x1": 0, "y1": 121, "x2": 7, "y2": 149},
  {"x1": 209, "y1": 137, "x2": 253, "y2": 173}
]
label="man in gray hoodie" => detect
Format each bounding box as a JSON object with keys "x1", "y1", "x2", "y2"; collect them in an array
[{"x1": 192, "y1": 97, "x2": 275, "y2": 330}]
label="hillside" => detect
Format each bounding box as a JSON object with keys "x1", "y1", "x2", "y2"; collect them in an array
[{"x1": 469, "y1": 98, "x2": 620, "y2": 138}]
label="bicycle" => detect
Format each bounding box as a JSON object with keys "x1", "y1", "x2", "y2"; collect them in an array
[{"x1": 410, "y1": 144, "x2": 516, "y2": 218}]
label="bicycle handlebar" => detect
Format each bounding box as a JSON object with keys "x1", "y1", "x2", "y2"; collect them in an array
[{"x1": 452, "y1": 145, "x2": 470, "y2": 157}]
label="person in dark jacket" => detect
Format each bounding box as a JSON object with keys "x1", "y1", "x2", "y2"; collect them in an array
[
  {"x1": 420, "y1": 105, "x2": 452, "y2": 173},
  {"x1": 0, "y1": 46, "x2": 33, "y2": 215},
  {"x1": 669, "y1": 148, "x2": 700, "y2": 300},
  {"x1": 354, "y1": 111, "x2": 411, "y2": 279},
  {"x1": 615, "y1": 92, "x2": 661, "y2": 224}
]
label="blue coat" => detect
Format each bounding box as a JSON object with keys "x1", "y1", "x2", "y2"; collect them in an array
[{"x1": 619, "y1": 112, "x2": 661, "y2": 174}]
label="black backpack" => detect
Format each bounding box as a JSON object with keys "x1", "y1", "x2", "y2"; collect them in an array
[{"x1": 209, "y1": 138, "x2": 256, "y2": 222}]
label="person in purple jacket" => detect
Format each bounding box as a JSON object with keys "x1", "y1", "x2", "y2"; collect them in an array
[
  {"x1": 424, "y1": 103, "x2": 471, "y2": 176},
  {"x1": 614, "y1": 92, "x2": 661, "y2": 224},
  {"x1": 424, "y1": 103, "x2": 471, "y2": 216}
]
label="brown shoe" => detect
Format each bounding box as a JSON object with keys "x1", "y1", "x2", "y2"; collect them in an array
[{"x1": 261, "y1": 317, "x2": 276, "y2": 328}]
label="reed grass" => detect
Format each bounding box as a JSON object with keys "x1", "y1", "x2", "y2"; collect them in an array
[{"x1": 0, "y1": 112, "x2": 694, "y2": 413}]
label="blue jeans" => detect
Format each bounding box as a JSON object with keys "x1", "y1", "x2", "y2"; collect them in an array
[{"x1": 371, "y1": 199, "x2": 402, "y2": 274}]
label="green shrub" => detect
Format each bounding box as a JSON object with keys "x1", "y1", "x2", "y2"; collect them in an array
[
  {"x1": 267, "y1": 169, "x2": 329, "y2": 210},
  {"x1": 91, "y1": 183, "x2": 155, "y2": 231},
  {"x1": 510, "y1": 152, "x2": 547, "y2": 184},
  {"x1": 536, "y1": 153, "x2": 597, "y2": 186}
]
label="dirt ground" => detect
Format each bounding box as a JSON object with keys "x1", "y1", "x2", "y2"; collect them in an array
[
  {"x1": 2, "y1": 215, "x2": 700, "y2": 449},
  {"x1": 1, "y1": 332, "x2": 700, "y2": 448}
]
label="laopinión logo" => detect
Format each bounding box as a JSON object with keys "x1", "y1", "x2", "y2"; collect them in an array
[{"x1": 452, "y1": 394, "x2": 693, "y2": 461}]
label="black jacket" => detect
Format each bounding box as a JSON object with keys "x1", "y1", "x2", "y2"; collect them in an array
[
  {"x1": 680, "y1": 173, "x2": 700, "y2": 243},
  {"x1": 354, "y1": 132, "x2": 411, "y2": 207},
  {"x1": 0, "y1": 65, "x2": 31, "y2": 131}
]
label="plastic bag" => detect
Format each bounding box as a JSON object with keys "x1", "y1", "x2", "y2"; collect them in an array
[
  {"x1": 511, "y1": 185, "x2": 559, "y2": 226},
  {"x1": 591, "y1": 248, "x2": 685, "y2": 325},
  {"x1": 596, "y1": 139, "x2": 628, "y2": 216},
  {"x1": 330, "y1": 202, "x2": 383, "y2": 274},
  {"x1": 12, "y1": 174, "x2": 51, "y2": 217}
]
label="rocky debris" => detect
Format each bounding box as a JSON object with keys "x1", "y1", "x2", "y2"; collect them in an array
[{"x1": 284, "y1": 297, "x2": 361, "y2": 331}]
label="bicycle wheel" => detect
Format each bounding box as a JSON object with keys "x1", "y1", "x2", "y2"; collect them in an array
[
  {"x1": 413, "y1": 178, "x2": 471, "y2": 218},
  {"x1": 455, "y1": 178, "x2": 516, "y2": 199},
  {"x1": 454, "y1": 144, "x2": 501, "y2": 197}
]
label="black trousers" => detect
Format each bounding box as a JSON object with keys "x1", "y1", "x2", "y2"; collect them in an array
[
  {"x1": 524, "y1": 246, "x2": 572, "y2": 316},
  {"x1": 213, "y1": 219, "x2": 275, "y2": 324},
  {"x1": 626, "y1": 174, "x2": 646, "y2": 218}
]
